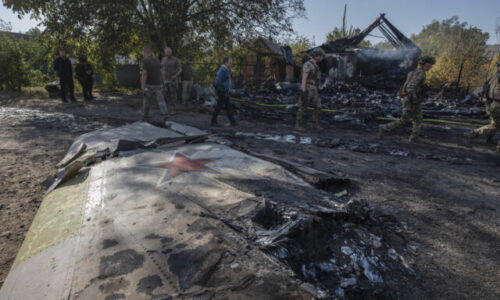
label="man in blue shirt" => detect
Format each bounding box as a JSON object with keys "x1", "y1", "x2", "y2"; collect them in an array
[{"x1": 211, "y1": 57, "x2": 237, "y2": 126}]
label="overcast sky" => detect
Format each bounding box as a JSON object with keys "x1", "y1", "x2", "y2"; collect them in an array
[{"x1": 1, "y1": 0, "x2": 499, "y2": 45}]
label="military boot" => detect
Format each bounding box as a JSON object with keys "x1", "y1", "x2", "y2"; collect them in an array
[
  {"x1": 312, "y1": 121, "x2": 323, "y2": 131},
  {"x1": 312, "y1": 110, "x2": 322, "y2": 131},
  {"x1": 294, "y1": 120, "x2": 305, "y2": 132}
]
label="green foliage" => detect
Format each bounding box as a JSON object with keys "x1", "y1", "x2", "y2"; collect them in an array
[
  {"x1": 0, "y1": 18, "x2": 13, "y2": 31},
  {"x1": 324, "y1": 4, "x2": 371, "y2": 48},
  {"x1": 411, "y1": 17, "x2": 489, "y2": 88},
  {"x1": 21, "y1": 86, "x2": 49, "y2": 99},
  {"x1": 0, "y1": 28, "x2": 61, "y2": 90},
  {"x1": 25, "y1": 69, "x2": 51, "y2": 86},
  {"x1": 99, "y1": 69, "x2": 120, "y2": 91},
  {"x1": 326, "y1": 27, "x2": 372, "y2": 47},
  {"x1": 326, "y1": 26, "x2": 353, "y2": 42},
  {"x1": 189, "y1": 42, "x2": 252, "y2": 85},
  {"x1": 480, "y1": 52, "x2": 500, "y2": 84},
  {"x1": 373, "y1": 41, "x2": 395, "y2": 50},
  {"x1": 4, "y1": 0, "x2": 305, "y2": 76},
  {"x1": 281, "y1": 35, "x2": 313, "y2": 54},
  {"x1": 0, "y1": 33, "x2": 26, "y2": 90}
]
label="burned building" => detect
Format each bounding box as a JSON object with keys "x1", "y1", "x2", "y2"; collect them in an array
[
  {"x1": 242, "y1": 37, "x2": 297, "y2": 89},
  {"x1": 314, "y1": 14, "x2": 421, "y2": 90}
]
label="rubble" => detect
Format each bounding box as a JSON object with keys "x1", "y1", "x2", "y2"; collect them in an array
[
  {"x1": 229, "y1": 130, "x2": 474, "y2": 164},
  {"x1": 229, "y1": 81, "x2": 487, "y2": 127},
  {"x1": 219, "y1": 14, "x2": 488, "y2": 130}
]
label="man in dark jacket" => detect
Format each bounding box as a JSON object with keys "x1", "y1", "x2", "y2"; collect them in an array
[
  {"x1": 52, "y1": 49, "x2": 76, "y2": 103},
  {"x1": 75, "y1": 56, "x2": 94, "y2": 101},
  {"x1": 181, "y1": 56, "x2": 194, "y2": 103}
]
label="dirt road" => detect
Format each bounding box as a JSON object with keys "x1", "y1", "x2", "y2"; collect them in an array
[{"x1": 0, "y1": 93, "x2": 498, "y2": 299}]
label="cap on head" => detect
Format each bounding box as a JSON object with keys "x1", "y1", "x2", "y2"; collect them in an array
[
  {"x1": 310, "y1": 48, "x2": 325, "y2": 58},
  {"x1": 78, "y1": 56, "x2": 87, "y2": 62},
  {"x1": 418, "y1": 55, "x2": 436, "y2": 65}
]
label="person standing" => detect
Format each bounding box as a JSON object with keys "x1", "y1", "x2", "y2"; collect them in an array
[
  {"x1": 378, "y1": 56, "x2": 436, "y2": 142},
  {"x1": 465, "y1": 61, "x2": 500, "y2": 152},
  {"x1": 181, "y1": 56, "x2": 194, "y2": 103},
  {"x1": 295, "y1": 48, "x2": 325, "y2": 131},
  {"x1": 52, "y1": 49, "x2": 76, "y2": 103},
  {"x1": 211, "y1": 57, "x2": 237, "y2": 126},
  {"x1": 161, "y1": 47, "x2": 182, "y2": 113},
  {"x1": 75, "y1": 56, "x2": 95, "y2": 101},
  {"x1": 141, "y1": 46, "x2": 168, "y2": 122}
]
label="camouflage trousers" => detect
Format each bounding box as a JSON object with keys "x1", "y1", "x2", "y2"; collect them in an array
[
  {"x1": 296, "y1": 85, "x2": 322, "y2": 128},
  {"x1": 143, "y1": 84, "x2": 168, "y2": 121},
  {"x1": 164, "y1": 80, "x2": 178, "y2": 111},
  {"x1": 380, "y1": 98, "x2": 422, "y2": 137},
  {"x1": 471, "y1": 101, "x2": 500, "y2": 141}
]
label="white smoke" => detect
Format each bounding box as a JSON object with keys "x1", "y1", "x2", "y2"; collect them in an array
[{"x1": 357, "y1": 48, "x2": 420, "y2": 70}]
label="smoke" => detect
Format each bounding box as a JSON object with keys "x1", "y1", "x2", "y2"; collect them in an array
[{"x1": 357, "y1": 48, "x2": 420, "y2": 70}]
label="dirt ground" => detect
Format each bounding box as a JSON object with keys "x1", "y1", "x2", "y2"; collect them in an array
[{"x1": 0, "y1": 92, "x2": 498, "y2": 299}]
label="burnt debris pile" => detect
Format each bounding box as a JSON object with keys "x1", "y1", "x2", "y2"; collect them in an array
[
  {"x1": 216, "y1": 173, "x2": 421, "y2": 299},
  {"x1": 229, "y1": 81, "x2": 486, "y2": 126},
  {"x1": 216, "y1": 13, "x2": 487, "y2": 125}
]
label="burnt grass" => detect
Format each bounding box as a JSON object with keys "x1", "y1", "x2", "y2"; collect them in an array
[{"x1": 0, "y1": 93, "x2": 499, "y2": 299}]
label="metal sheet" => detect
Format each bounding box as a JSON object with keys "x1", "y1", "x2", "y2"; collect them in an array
[
  {"x1": 59, "y1": 122, "x2": 183, "y2": 166},
  {"x1": 68, "y1": 144, "x2": 310, "y2": 299},
  {"x1": 2, "y1": 124, "x2": 315, "y2": 299}
]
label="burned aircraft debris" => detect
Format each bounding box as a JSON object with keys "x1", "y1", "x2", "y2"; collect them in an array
[{"x1": 0, "y1": 121, "x2": 423, "y2": 299}]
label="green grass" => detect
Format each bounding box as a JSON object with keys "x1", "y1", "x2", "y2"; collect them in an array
[
  {"x1": 20, "y1": 86, "x2": 50, "y2": 99},
  {"x1": 94, "y1": 84, "x2": 142, "y2": 95}
]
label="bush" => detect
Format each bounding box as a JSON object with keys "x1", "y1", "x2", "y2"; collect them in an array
[
  {"x1": 0, "y1": 33, "x2": 27, "y2": 90},
  {"x1": 412, "y1": 17, "x2": 489, "y2": 90},
  {"x1": 25, "y1": 69, "x2": 51, "y2": 86}
]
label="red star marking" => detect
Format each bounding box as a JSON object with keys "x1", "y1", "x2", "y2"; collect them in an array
[{"x1": 152, "y1": 153, "x2": 216, "y2": 183}]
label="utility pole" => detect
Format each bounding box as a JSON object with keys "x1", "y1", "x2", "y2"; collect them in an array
[{"x1": 342, "y1": 4, "x2": 347, "y2": 38}]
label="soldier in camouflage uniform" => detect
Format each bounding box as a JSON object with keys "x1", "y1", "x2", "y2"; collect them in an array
[
  {"x1": 378, "y1": 56, "x2": 436, "y2": 142},
  {"x1": 465, "y1": 61, "x2": 500, "y2": 152},
  {"x1": 161, "y1": 47, "x2": 182, "y2": 114},
  {"x1": 295, "y1": 48, "x2": 325, "y2": 131}
]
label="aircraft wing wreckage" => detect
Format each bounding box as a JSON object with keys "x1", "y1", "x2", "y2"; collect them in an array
[{"x1": 0, "y1": 122, "x2": 418, "y2": 299}]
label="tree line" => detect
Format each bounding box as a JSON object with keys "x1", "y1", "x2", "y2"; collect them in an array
[{"x1": 0, "y1": 0, "x2": 497, "y2": 94}]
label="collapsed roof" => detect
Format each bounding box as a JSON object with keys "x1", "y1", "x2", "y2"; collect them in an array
[
  {"x1": 319, "y1": 14, "x2": 421, "y2": 53},
  {"x1": 308, "y1": 14, "x2": 422, "y2": 89}
]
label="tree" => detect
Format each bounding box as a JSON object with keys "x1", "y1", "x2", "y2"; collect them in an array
[
  {"x1": 411, "y1": 17, "x2": 489, "y2": 89},
  {"x1": 0, "y1": 33, "x2": 26, "y2": 90},
  {"x1": 373, "y1": 41, "x2": 394, "y2": 50},
  {"x1": 280, "y1": 35, "x2": 312, "y2": 54},
  {"x1": 3, "y1": 0, "x2": 305, "y2": 72},
  {"x1": 0, "y1": 18, "x2": 12, "y2": 31},
  {"x1": 325, "y1": 4, "x2": 371, "y2": 48}
]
